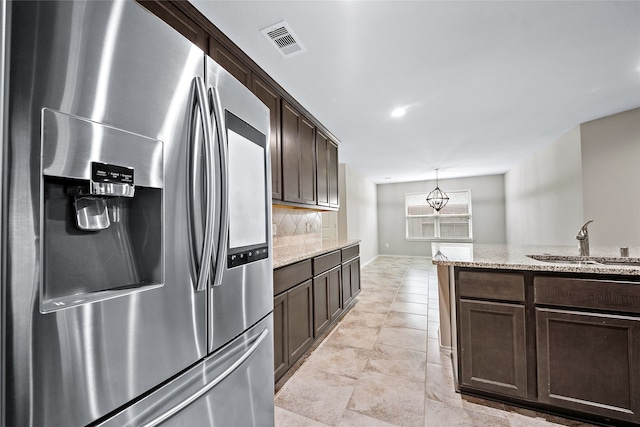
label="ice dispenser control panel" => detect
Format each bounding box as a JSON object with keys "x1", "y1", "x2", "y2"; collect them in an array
[{"x1": 91, "y1": 162, "x2": 135, "y2": 197}]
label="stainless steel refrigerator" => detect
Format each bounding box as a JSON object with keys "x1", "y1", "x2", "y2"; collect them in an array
[{"x1": 1, "y1": 1, "x2": 274, "y2": 426}]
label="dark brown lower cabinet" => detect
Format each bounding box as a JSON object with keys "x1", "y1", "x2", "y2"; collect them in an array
[
  {"x1": 274, "y1": 245, "x2": 360, "y2": 383},
  {"x1": 274, "y1": 279, "x2": 313, "y2": 382},
  {"x1": 342, "y1": 256, "x2": 361, "y2": 307},
  {"x1": 273, "y1": 292, "x2": 288, "y2": 381},
  {"x1": 455, "y1": 268, "x2": 640, "y2": 425},
  {"x1": 313, "y1": 266, "x2": 342, "y2": 338},
  {"x1": 312, "y1": 271, "x2": 331, "y2": 338},
  {"x1": 350, "y1": 257, "x2": 361, "y2": 299},
  {"x1": 287, "y1": 279, "x2": 314, "y2": 364},
  {"x1": 328, "y1": 267, "x2": 343, "y2": 323},
  {"x1": 459, "y1": 299, "x2": 528, "y2": 398},
  {"x1": 342, "y1": 260, "x2": 353, "y2": 307},
  {"x1": 536, "y1": 308, "x2": 640, "y2": 422}
]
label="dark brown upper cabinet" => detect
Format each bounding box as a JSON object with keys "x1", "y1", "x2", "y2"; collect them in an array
[
  {"x1": 136, "y1": 1, "x2": 207, "y2": 51},
  {"x1": 300, "y1": 117, "x2": 317, "y2": 205},
  {"x1": 282, "y1": 101, "x2": 316, "y2": 205},
  {"x1": 316, "y1": 131, "x2": 339, "y2": 209},
  {"x1": 316, "y1": 131, "x2": 329, "y2": 207},
  {"x1": 208, "y1": 38, "x2": 251, "y2": 88},
  {"x1": 140, "y1": 1, "x2": 340, "y2": 209},
  {"x1": 251, "y1": 75, "x2": 282, "y2": 200},
  {"x1": 327, "y1": 139, "x2": 339, "y2": 208}
]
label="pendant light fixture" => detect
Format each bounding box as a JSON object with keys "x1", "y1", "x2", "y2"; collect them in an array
[{"x1": 426, "y1": 169, "x2": 449, "y2": 212}]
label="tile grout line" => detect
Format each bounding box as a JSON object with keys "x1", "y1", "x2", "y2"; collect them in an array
[{"x1": 330, "y1": 261, "x2": 408, "y2": 426}]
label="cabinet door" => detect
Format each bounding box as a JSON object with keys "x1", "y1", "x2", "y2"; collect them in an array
[
  {"x1": 316, "y1": 131, "x2": 329, "y2": 207},
  {"x1": 251, "y1": 75, "x2": 282, "y2": 200},
  {"x1": 273, "y1": 293, "x2": 288, "y2": 382},
  {"x1": 300, "y1": 117, "x2": 316, "y2": 205},
  {"x1": 208, "y1": 38, "x2": 251, "y2": 88},
  {"x1": 536, "y1": 308, "x2": 640, "y2": 423},
  {"x1": 350, "y1": 257, "x2": 361, "y2": 299},
  {"x1": 281, "y1": 101, "x2": 302, "y2": 203},
  {"x1": 342, "y1": 261, "x2": 353, "y2": 307},
  {"x1": 328, "y1": 266, "x2": 343, "y2": 323},
  {"x1": 312, "y1": 272, "x2": 331, "y2": 338},
  {"x1": 287, "y1": 279, "x2": 313, "y2": 364},
  {"x1": 136, "y1": 1, "x2": 207, "y2": 51},
  {"x1": 328, "y1": 139, "x2": 339, "y2": 208},
  {"x1": 459, "y1": 300, "x2": 528, "y2": 398}
]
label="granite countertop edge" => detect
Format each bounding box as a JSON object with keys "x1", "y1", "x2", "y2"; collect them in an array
[
  {"x1": 273, "y1": 239, "x2": 361, "y2": 269},
  {"x1": 431, "y1": 243, "x2": 640, "y2": 276}
]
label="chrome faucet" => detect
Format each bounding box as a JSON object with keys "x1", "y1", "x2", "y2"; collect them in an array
[{"x1": 576, "y1": 220, "x2": 593, "y2": 256}]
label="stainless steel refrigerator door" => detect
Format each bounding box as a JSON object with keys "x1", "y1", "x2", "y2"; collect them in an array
[
  {"x1": 3, "y1": 2, "x2": 208, "y2": 425},
  {"x1": 0, "y1": 2, "x2": 6, "y2": 423},
  {"x1": 97, "y1": 314, "x2": 275, "y2": 427},
  {"x1": 206, "y1": 58, "x2": 274, "y2": 353}
]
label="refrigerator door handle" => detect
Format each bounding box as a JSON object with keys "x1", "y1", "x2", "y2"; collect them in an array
[
  {"x1": 140, "y1": 327, "x2": 270, "y2": 427},
  {"x1": 209, "y1": 87, "x2": 229, "y2": 287},
  {"x1": 190, "y1": 76, "x2": 215, "y2": 293}
]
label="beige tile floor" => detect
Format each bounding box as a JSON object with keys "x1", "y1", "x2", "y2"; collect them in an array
[{"x1": 274, "y1": 256, "x2": 599, "y2": 427}]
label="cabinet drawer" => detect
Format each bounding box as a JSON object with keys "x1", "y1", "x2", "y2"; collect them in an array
[
  {"x1": 274, "y1": 260, "x2": 312, "y2": 296},
  {"x1": 459, "y1": 271, "x2": 525, "y2": 302},
  {"x1": 313, "y1": 250, "x2": 341, "y2": 276},
  {"x1": 534, "y1": 276, "x2": 640, "y2": 314},
  {"x1": 341, "y1": 244, "x2": 359, "y2": 263}
]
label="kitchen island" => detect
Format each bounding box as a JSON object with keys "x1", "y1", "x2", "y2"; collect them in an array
[{"x1": 432, "y1": 243, "x2": 640, "y2": 427}]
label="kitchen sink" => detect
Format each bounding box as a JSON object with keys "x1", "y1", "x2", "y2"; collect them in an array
[
  {"x1": 527, "y1": 254, "x2": 640, "y2": 267},
  {"x1": 597, "y1": 260, "x2": 640, "y2": 267},
  {"x1": 527, "y1": 254, "x2": 601, "y2": 264}
]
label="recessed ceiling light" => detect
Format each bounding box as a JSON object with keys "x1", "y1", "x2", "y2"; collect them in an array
[
  {"x1": 384, "y1": 177, "x2": 392, "y2": 180},
  {"x1": 391, "y1": 107, "x2": 406, "y2": 118}
]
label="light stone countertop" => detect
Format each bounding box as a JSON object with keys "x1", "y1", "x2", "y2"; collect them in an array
[
  {"x1": 431, "y1": 243, "x2": 640, "y2": 275},
  {"x1": 273, "y1": 239, "x2": 360, "y2": 269}
]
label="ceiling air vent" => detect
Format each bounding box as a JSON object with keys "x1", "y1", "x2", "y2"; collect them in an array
[{"x1": 261, "y1": 21, "x2": 306, "y2": 58}]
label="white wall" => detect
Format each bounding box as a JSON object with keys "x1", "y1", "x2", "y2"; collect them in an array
[
  {"x1": 377, "y1": 175, "x2": 506, "y2": 257},
  {"x1": 581, "y1": 108, "x2": 640, "y2": 247},
  {"x1": 504, "y1": 126, "x2": 584, "y2": 245},
  {"x1": 337, "y1": 164, "x2": 379, "y2": 265}
]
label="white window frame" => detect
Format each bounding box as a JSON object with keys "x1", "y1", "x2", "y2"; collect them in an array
[{"x1": 404, "y1": 190, "x2": 473, "y2": 242}]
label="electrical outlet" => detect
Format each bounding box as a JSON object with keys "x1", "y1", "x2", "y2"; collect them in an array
[{"x1": 385, "y1": 242, "x2": 389, "y2": 248}]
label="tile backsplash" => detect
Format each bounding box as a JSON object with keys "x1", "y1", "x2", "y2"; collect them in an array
[{"x1": 272, "y1": 206, "x2": 322, "y2": 247}]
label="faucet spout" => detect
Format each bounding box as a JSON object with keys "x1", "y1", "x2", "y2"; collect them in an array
[{"x1": 576, "y1": 220, "x2": 593, "y2": 256}]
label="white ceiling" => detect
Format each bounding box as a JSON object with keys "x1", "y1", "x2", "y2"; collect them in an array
[{"x1": 191, "y1": 0, "x2": 640, "y2": 183}]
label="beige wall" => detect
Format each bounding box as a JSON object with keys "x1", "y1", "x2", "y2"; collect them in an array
[
  {"x1": 337, "y1": 164, "x2": 379, "y2": 265},
  {"x1": 581, "y1": 108, "x2": 640, "y2": 247},
  {"x1": 505, "y1": 126, "x2": 584, "y2": 245},
  {"x1": 377, "y1": 174, "x2": 507, "y2": 257},
  {"x1": 504, "y1": 107, "x2": 640, "y2": 248}
]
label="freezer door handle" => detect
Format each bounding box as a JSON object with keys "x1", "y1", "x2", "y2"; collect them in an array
[
  {"x1": 188, "y1": 76, "x2": 215, "y2": 293},
  {"x1": 209, "y1": 87, "x2": 229, "y2": 288},
  {"x1": 141, "y1": 327, "x2": 269, "y2": 427}
]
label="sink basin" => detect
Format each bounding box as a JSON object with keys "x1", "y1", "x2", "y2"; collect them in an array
[
  {"x1": 527, "y1": 254, "x2": 601, "y2": 265},
  {"x1": 598, "y1": 260, "x2": 640, "y2": 267},
  {"x1": 527, "y1": 254, "x2": 640, "y2": 267},
  {"x1": 541, "y1": 259, "x2": 602, "y2": 265}
]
